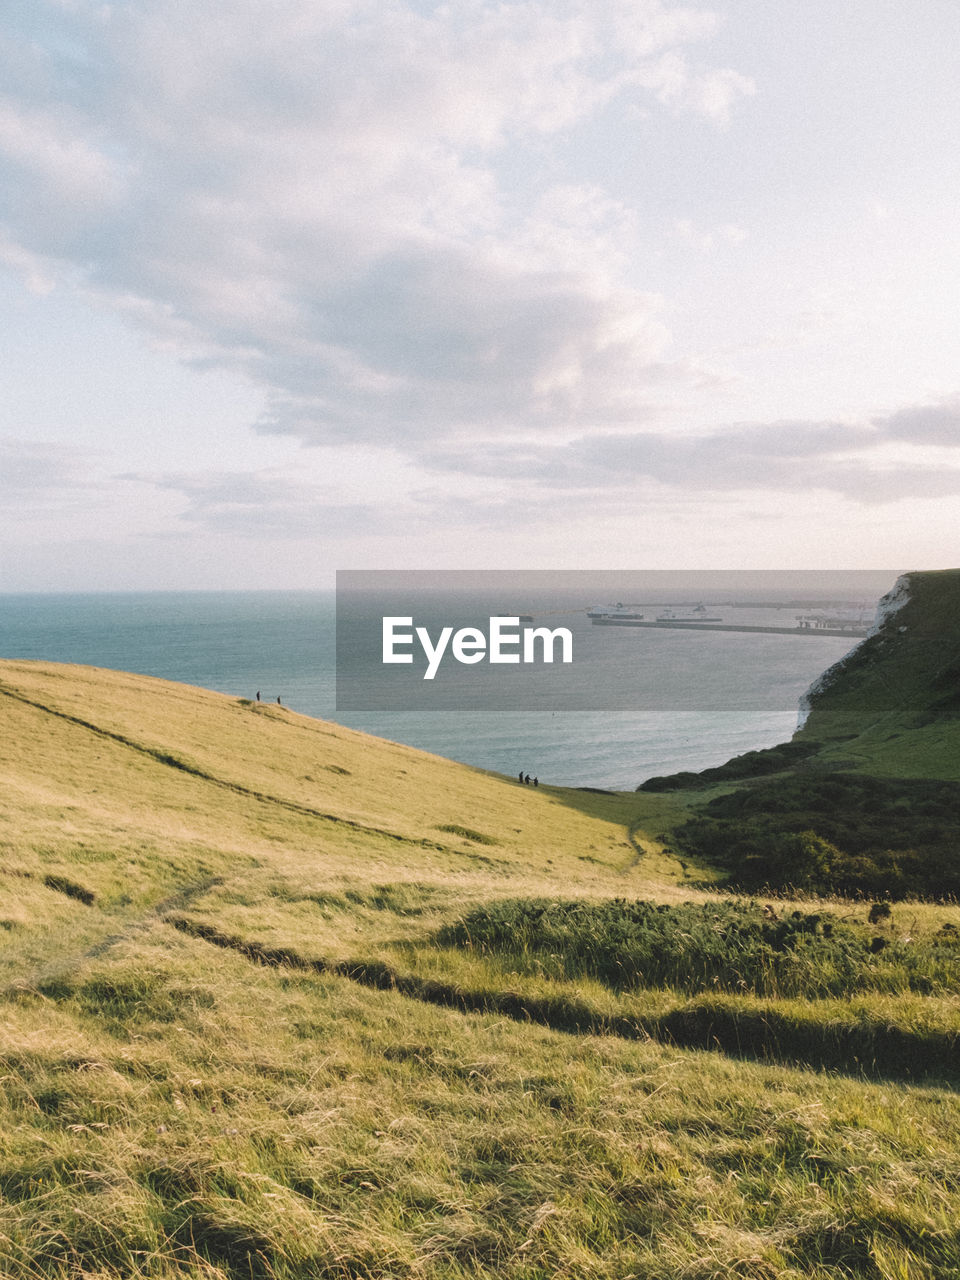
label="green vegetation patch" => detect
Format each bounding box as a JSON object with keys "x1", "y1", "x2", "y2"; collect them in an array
[
  {"x1": 436, "y1": 896, "x2": 960, "y2": 999},
  {"x1": 36, "y1": 963, "x2": 218, "y2": 1030},
  {"x1": 638, "y1": 740, "x2": 822, "y2": 791},
  {"x1": 41, "y1": 874, "x2": 96, "y2": 906},
  {"x1": 674, "y1": 772, "x2": 960, "y2": 897},
  {"x1": 271, "y1": 880, "x2": 455, "y2": 917},
  {"x1": 436, "y1": 824, "x2": 499, "y2": 845}
]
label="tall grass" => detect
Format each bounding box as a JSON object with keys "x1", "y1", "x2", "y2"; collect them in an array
[
  {"x1": 6, "y1": 934, "x2": 960, "y2": 1280},
  {"x1": 437, "y1": 897, "x2": 960, "y2": 998},
  {"x1": 5, "y1": 659, "x2": 960, "y2": 1278}
]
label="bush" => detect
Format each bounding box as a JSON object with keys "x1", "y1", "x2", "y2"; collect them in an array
[
  {"x1": 436, "y1": 897, "x2": 960, "y2": 999},
  {"x1": 673, "y1": 773, "x2": 960, "y2": 898},
  {"x1": 638, "y1": 741, "x2": 822, "y2": 790}
]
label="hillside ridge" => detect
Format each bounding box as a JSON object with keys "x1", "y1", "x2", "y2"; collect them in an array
[
  {"x1": 4, "y1": 658, "x2": 960, "y2": 1278},
  {"x1": 640, "y1": 568, "x2": 960, "y2": 790},
  {"x1": 795, "y1": 567, "x2": 960, "y2": 776}
]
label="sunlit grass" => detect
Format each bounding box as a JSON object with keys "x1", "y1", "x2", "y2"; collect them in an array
[{"x1": 2, "y1": 659, "x2": 960, "y2": 1278}]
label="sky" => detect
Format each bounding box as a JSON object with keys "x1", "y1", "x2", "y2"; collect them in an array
[{"x1": 1, "y1": 0, "x2": 959, "y2": 590}]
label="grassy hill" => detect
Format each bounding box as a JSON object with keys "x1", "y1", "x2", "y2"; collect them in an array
[
  {"x1": 640, "y1": 568, "x2": 960, "y2": 789},
  {"x1": 795, "y1": 567, "x2": 960, "y2": 778},
  {"x1": 3, "y1": 659, "x2": 960, "y2": 1278},
  {"x1": 642, "y1": 570, "x2": 960, "y2": 898}
]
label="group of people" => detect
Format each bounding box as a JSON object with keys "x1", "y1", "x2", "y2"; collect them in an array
[{"x1": 518, "y1": 771, "x2": 539, "y2": 787}]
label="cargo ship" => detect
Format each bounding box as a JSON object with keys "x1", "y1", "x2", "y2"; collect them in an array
[
  {"x1": 656, "y1": 604, "x2": 723, "y2": 623},
  {"x1": 587, "y1": 602, "x2": 645, "y2": 622}
]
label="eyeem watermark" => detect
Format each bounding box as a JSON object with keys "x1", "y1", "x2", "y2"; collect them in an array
[
  {"x1": 382, "y1": 615, "x2": 573, "y2": 680},
  {"x1": 336, "y1": 568, "x2": 892, "y2": 712},
  {"x1": 336, "y1": 569, "x2": 590, "y2": 708}
]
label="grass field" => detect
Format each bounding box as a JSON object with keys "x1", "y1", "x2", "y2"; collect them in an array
[
  {"x1": 3, "y1": 659, "x2": 960, "y2": 1279},
  {"x1": 793, "y1": 569, "x2": 960, "y2": 780}
]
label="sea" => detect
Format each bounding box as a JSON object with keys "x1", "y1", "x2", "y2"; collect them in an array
[{"x1": 0, "y1": 590, "x2": 869, "y2": 790}]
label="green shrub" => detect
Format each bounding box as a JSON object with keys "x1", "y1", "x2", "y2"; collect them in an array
[
  {"x1": 674, "y1": 773, "x2": 960, "y2": 898},
  {"x1": 638, "y1": 741, "x2": 822, "y2": 790},
  {"x1": 437, "y1": 824, "x2": 499, "y2": 845},
  {"x1": 437, "y1": 897, "x2": 960, "y2": 999}
]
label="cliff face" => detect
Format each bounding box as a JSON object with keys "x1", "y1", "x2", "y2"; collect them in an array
[
  {"x1": 795, "y1": 568, "x2": 960, "y2": 779},
  {"x1": 797, "y1": 574, "x2": 911, "y2": 728}
]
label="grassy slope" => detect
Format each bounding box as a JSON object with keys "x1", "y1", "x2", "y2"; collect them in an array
[
  {"x1": 796, "y1": 568, "x2": 960, "y2": 779},
  {"x1": 641, "y1": 571, "x2": 960, "y2": 897},
  {"x1": 2, "y1": 660, "x2": 960, "y2": 1279},
  {"x1": 642, "y1": 569, "x2": 960, "y2": 789}
]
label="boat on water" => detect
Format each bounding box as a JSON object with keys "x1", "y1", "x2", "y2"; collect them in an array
[
  {"x1": 588, "y1": 602, "x2": 645, "y2": 622},
  {"x1": 795, "y1": 611, "x2": 868, "y2": 632},
  {"x1": 656, "y1": 604, "x2": 723, "y2": 623}
]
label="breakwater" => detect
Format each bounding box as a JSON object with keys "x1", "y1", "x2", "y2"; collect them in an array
[{"x1": 592, "y1": 619, "x2": 868, "y2": 638}]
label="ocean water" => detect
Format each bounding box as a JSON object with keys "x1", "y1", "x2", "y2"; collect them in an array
[{"x1": 0, "y1": 590, "x2": 860, "y2": 790}]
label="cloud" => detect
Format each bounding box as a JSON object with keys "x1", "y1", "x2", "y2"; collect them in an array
[
  {"x1": 0, "y1": 0, "x2": 754, "y2": 454},
  {"x1": 418, "y1": 401, "x2": 960, "y2": 503},
  {"x1": 0, "y1": 97, "x2": 119, "y2": 207},
  {"x1": 675, "y1": 218, "x2": 748, "y2": 251},
  {"x1": 125, "y1": 469, "x2": 391, "y2": 539},
  {"x1": 251, "y1": 243, "x2": 675, "y2": 444},
  {"x1": 0, "y1": 230, "x2": 56, "y2": 293},
  {"x1": 878, "y1": 397, "x2": 960, "y2": 447},
  {"x1": 636, "y1": 53, "x2": 756, "y2": 123},
  {"x1": 126, "y1": 466, "x2": 612, "y2": 540},
  {"x1": 690, "y1": 67, "x2": 757, "y2": 123},
  {"x1": 0, "y1": 437, "x2": 101, "y2": 505}
]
